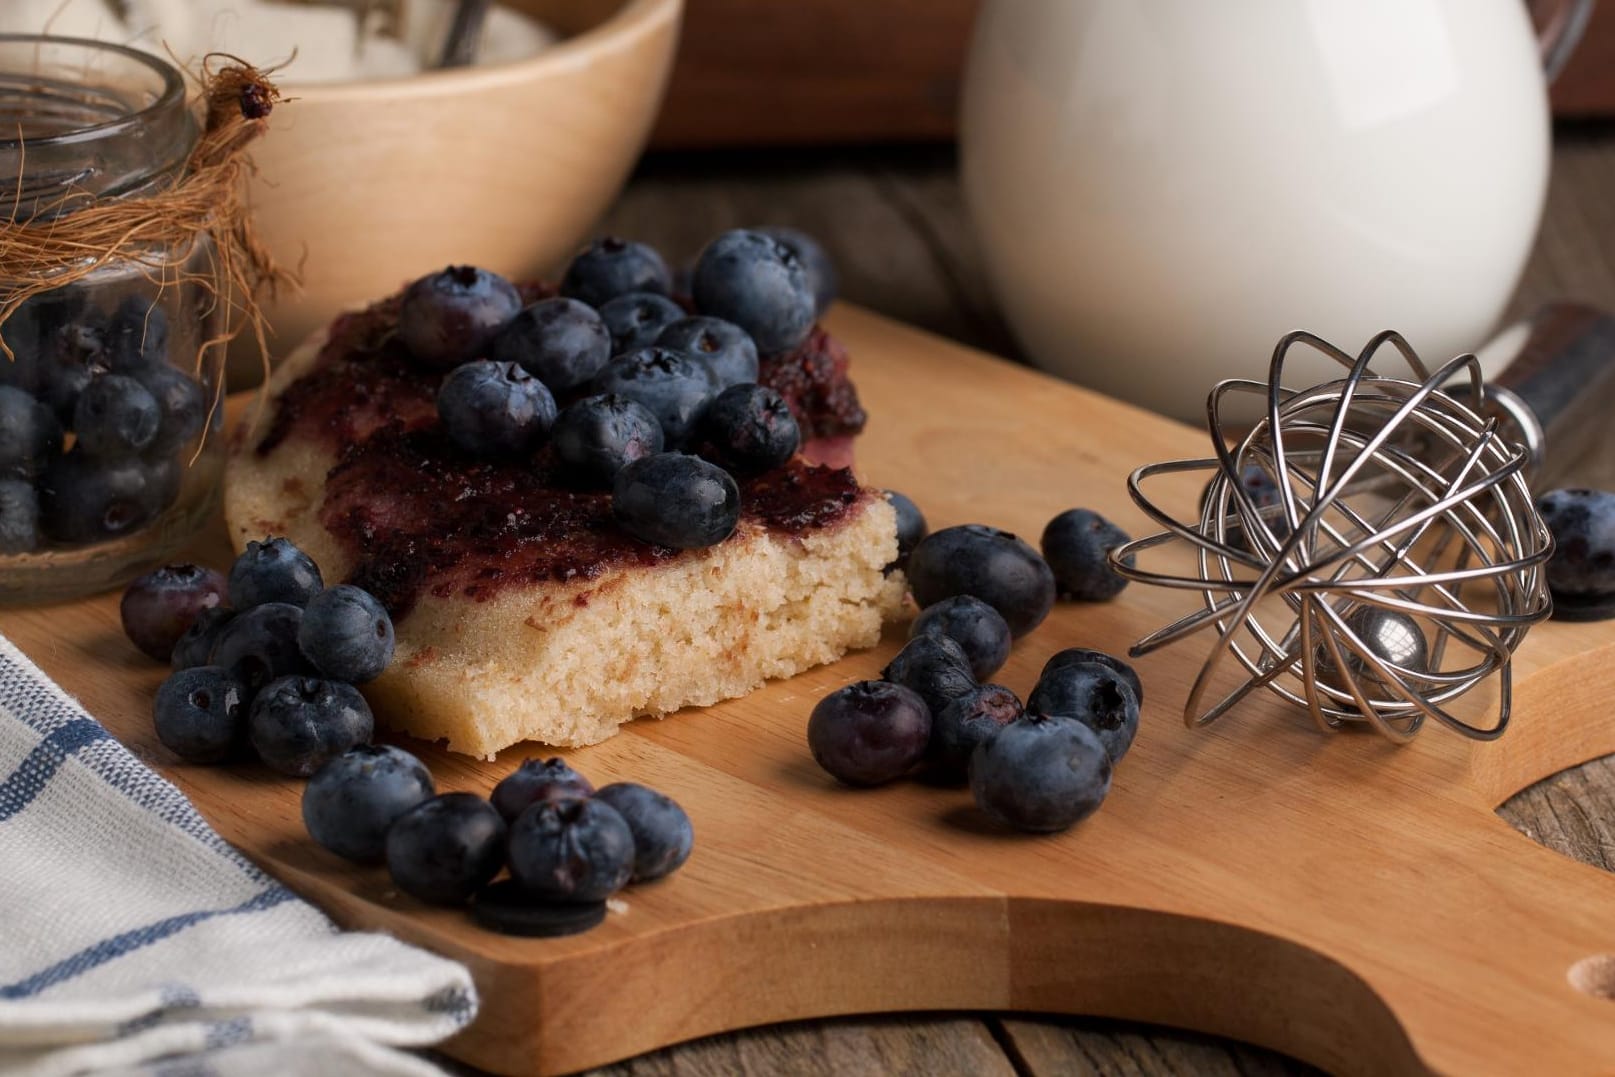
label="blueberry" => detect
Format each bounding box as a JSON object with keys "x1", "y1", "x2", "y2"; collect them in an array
[
  {"x1": 212, "y1": 601, "x2": 313, "y2": 696},
  {"x1": 385, "y1": 793, "x2": 507, "y2": 906},
  {"x1": 0, "y1": 479, "x2": 39, "y2": 553},
  {"x1": 397, "y1": 265, "x2": 522, "y2": 369},
  {"x1": 589, "y1": 348, "x2": 718, "y2": 448},
  {"x1": 153, "y1": 665, "x2": 247, "y2": 763},
  {"x1": 1203, "y1": 463, "x2": 1290, "y2": 550},
  {"x1": 930, "y1": 683, "x2": 1023, "y2": 781},
  {"x1": 907, "y1": 525, "x2": 1056, "y2": 638},
  {"x1": 436, "y1": 360, "x2": 557, "y2": 457},
  {"x1": 105, "y1": 295, "x2": 168, "y2": 370},
  {"x1": 228, "y1": 536, "x2": 324, "y2": 609},
  {"x1": 38, "y1": 451, "x2": 166, "y2": 545},
  {"x1": 1042, "y1": 508, "x2": 1132, "y2": 601},
  {"x1": 560, "y1": 237, "x2": 671, "y2": 309},
  {"x1": 0, "y1": 386, "x2": 62, "y2": 478},
  {"x1": 133, "y1": 362, "x2": 206, "y2": 456},
  {"x1": 144, "y1": 450, "x2": 182, "y2": 515},
  {"x1": 489, "y1": 297, "x2": 612, "y2": 392},
  {"x1": 612, "y1": 452, "x2": 739, "y2": 549},
  {"x1": 691, "y1": 229, "x2": 816, "y2": 356},
  {"x1": 120, "y1": 563, "x2": 228, "y2": 662},
  {"x1": 1537, "y1": 488, "x2": 1615, "y2": 598},
  {"x1": 303, "y1": 745, "x2": 435, "y2": 863},
  {"x1": 1027, "y1": 661, "x2": 1140, "y2": 765},
  {"x1": 884, "y1": 490, "x2": 927, "y2": 571},
  {"x1": 696, "y1": 383, "x2": 799, "y2": 476},
  {"x1": 1041, "y1": 647, "x2": 1143, "y2": 708},
  {"x1": 37, "y1": 322, "x2": 106, "y2": 423},
  {"x1": 1233, "y1": 461, "x2": 1283, "y2": 511},
  {"x1": 72, "y1": 374, "x2": 160, "y2": 457},
  {"x1": 490, "y1": 757, "x2": 595, "y2": 822},
  {"x1": 248, "y1": 674, "x2": 374, "y2": 777},
  {"x1": 172, "y1": 606, "x2": 235, "y2": 669},
  {"x1": 593, "y1": 782, "x2": 694, "y2": 882},
  {"x1": 507, "y1": 796, "x2": 636, "y2": 902},
  {"x1": 969, "y1": 714, "x2": 1112, "y2": 833},
  {"x1": 757, "y1": 226, "x2": 837, "y2": 317},
  {"x1": 656, "y1": 316, "x2": 759, "y2": 389},
  {"x1": 881, "y1": 633, "x2": 977, "y2": 716},
  {"x1": 807, "y1": 680, "x2": 932, "y2": 787},
  {"x1": 298, "y1": 584, "x2": 395, "y2": 683},
  {"x1": 550, "y1": 394, "x2": 664, "y2": 489},
  {"x1": 599, "y1": 292, "x2": 685, "y2": 355},
  {"x1": 910, "y1": 595, "x2": 1012, "y2": 681}
]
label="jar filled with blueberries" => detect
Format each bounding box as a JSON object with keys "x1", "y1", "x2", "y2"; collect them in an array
[{"x1": 0, "y1": 37, "x2": 222, "y2": 603}]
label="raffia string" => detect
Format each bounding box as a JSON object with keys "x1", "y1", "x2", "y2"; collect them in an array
[{"x1": 0, "y1": 55, "x2": 296, "y2": 370}]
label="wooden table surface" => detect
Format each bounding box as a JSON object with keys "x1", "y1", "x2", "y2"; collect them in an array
[{"x1": 536, "y1": 128, "x2": 1615, "y2": 1077}]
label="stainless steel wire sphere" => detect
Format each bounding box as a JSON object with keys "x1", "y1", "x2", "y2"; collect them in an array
[{"x1": 1108, "y1": 330, "x2": 1554, "y2": 743}]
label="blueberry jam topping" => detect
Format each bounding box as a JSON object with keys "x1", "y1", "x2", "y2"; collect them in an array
[
  {"x1": 256, "y1": 282, "x2": 870, "y2": 621},
  {"x1": 759, "y1": 326, "x2": 865, "y2": 440},
  {"x1": 313, "y1": 425, "x2": 864, "y2": 619}
]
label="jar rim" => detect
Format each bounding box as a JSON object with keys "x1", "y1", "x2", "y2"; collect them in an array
[{"x1": 0, "y1": 34, "x2": 187, "y2": 152}]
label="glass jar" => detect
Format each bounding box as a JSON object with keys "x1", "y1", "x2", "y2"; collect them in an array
[{"x1": 0, "y1": 35, "x2": 223, "y2": 604}]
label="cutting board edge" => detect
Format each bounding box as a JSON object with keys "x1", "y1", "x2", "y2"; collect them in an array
[
  {"x1": 1468, "y1": 634, "x2": 1615, "y2": 805},
  {"x1": 424, "y1": 891, "x2": 1435, "y2": 1077}
]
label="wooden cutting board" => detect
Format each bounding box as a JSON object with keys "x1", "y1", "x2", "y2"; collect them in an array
[{"x1": 4, "y1": 306, "x2": 1615, "y2": 1076}]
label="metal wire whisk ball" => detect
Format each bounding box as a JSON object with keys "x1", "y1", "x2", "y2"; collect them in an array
[{"x1": 1108, "y1": 330, "x2": 1554, "y2": 743}]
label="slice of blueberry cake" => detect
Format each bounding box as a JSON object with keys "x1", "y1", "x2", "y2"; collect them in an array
[{"x1": 225, "y1": 231, "x2": 903, "y2": 756}]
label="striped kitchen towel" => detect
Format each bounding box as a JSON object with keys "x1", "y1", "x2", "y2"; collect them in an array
[{"x1": 0, "y1": 634, "x2": 477, "y2": 1076}]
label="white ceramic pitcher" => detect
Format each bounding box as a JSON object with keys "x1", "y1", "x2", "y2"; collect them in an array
[{"x1": 961, "y1": 0, "x2": 1591, "y2": 422}]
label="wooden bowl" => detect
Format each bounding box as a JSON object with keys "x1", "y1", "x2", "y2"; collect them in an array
[{"x1": 238, "y1": 0, "x2": 682, "y2": 375}]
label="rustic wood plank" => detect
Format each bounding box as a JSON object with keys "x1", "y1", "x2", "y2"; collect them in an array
[
  {"x1": 1500, "y1": 760, "x2": 1615, "y2": 874},
  {"x1": 585, "y1": 1016, "x2": 1019, "y2": 1077},
  {"x1": 647, "y1": 0, "x2": 978, "y2": 149},
  {"x1": 992, "y1": 1017, "x2": 1317, "y2": 1077},
  {"x1": 1506, "y1": 130, "x2": 1615, "y2": 323}
]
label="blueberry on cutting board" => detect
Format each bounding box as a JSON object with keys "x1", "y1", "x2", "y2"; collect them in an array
[
  {"x1": 229, "y1": 537, "x2": 324, "y2": 609},
  {"x1": 491, "y1": 757, "x2": 595, "y2": 822},
  {"x1": 1537, "y1": 487, "x2": 1615, "y2": 619},
  {"x1": 303, "y1": 745, "x2": 434, "y2": 864},
  {"x1": 247, "y1": 676, "x2": 373, "y2": 778},
  {"x1": 970, "y1": 713, "x2": 1112, "y2": 833},
  {"x1": 386, "y1": 793, "x2": 507, "y2": 906},
  {"x1": 807, "y1": 680, "x2": 932, "y2": 787},
  {"x1": 906, "y1": 524, "x2": 1056, "y2": 638},
  {"x1": 594, "y1": 782, "x2": 694, "y2": 882},
  {"x1": 506, "y1": 797, "x2": 635, "y2": 903}
]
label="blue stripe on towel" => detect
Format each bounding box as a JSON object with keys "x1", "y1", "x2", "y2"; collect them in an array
[
  {"x1": 204, "y1": 1015, "x2": 253, "y2": 1050},
  {"x1": 0, "y1": 718, "x2": 109, "y2": 822},
  {"x1": 0, "y1": 888, "x2": 297, "y2": 999},
  {"x1": 78, "y1": 740, "x2": 282, "y2": 889},
  {"x1": 0, "y1": 641, "x2": 292, "y2": 893}
]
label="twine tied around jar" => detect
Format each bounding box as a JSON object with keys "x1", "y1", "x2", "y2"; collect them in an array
[{"x1": 0, "y1": 55, "x2": 296, "y2": 372}]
